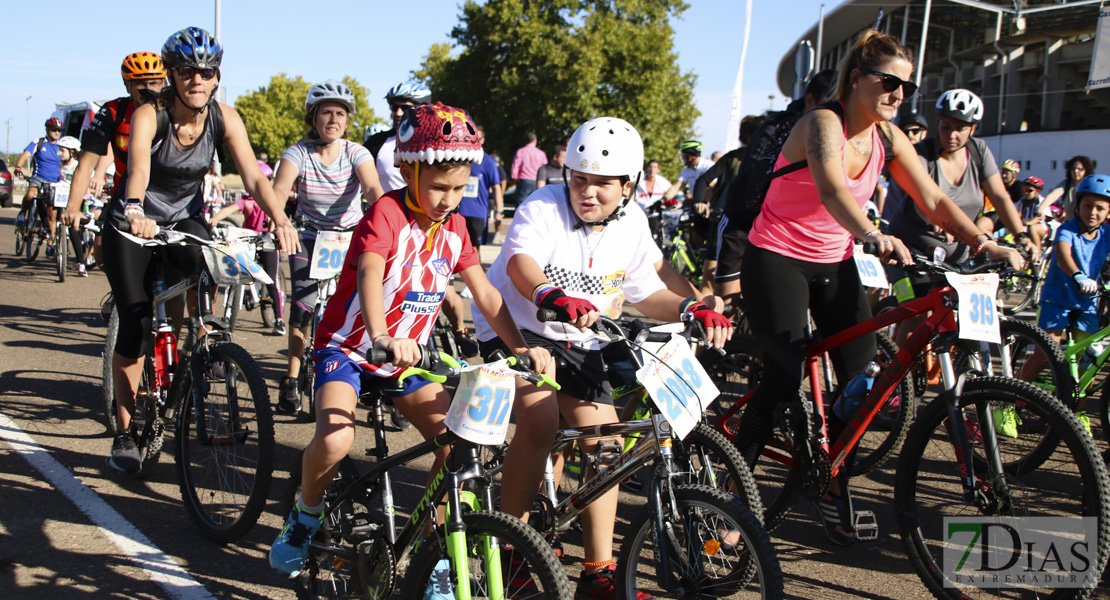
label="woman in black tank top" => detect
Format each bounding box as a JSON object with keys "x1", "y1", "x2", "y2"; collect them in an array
[{"x1": 100, "y1": 26, "x2": 300, "y2": 473}]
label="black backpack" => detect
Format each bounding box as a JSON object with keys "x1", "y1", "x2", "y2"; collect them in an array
[{"x1": 724, "y1": 100, "x2": 893, "y2": 232}]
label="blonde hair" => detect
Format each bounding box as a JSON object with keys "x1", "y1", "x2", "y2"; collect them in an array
[{"x1": 836, "y1": 29, "x2": 915, "y2": 102}]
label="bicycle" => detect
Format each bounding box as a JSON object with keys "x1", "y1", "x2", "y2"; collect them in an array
[
  {"x1": 710, "y1": 252, "x2": 1110, "y2": 598},
  {"x1": 17, "y1": 181, "x2": 51, "y2": 261},
  {"x1": 283, "y1": 347, "x2": 572, "y2": 599},
  {"x1": 496, "y1": 313, "x2": 783, "y2": 599},
  {"x1": 100, "y1": 223, "x2": 275, "y2": 542}
]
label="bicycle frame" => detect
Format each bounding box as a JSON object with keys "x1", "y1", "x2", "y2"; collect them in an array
[{"x1": 1060, "y1": 319, "x2": 1110, "y2": 406}]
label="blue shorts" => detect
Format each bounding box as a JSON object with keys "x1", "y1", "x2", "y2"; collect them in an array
[
  {"x1": 1037, "y1": 302, "x2": 1099, "y2": 334},
  {"x1": 313, "y1": 346, "x2": 435, "y2": 398}
]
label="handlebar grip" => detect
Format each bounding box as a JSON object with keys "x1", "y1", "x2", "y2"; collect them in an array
[
  {"x1": 536, "y1": 308, "x2": 560, "y2": 323},
  {"x1": 366, "y1": 348, "x2": 394, "y2": 364},
  {"x1": 860, "y1": 240, "x2": 883, "y2": 257},
  {"x1": 644, "y1": 331, "x2": 673, "y2": 343},
  {"x1": 115, "y1": 219, "x2": 131, "y2": 233}
]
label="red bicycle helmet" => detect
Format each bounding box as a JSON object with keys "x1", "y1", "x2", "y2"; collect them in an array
[
  {"x1": 45, "y1": 118, "x2": 63, "y2": 131},
  {"x1": 1022, "y1": 176, "x2": 1045, "y2": 190},
  {"x1": 395, "y1": 102, "x2": 483, "y2": 166}
]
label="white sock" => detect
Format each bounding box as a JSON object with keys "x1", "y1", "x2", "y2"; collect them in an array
[{"x1": 297, "y1": 495, "x2": 325, "y2": 515}]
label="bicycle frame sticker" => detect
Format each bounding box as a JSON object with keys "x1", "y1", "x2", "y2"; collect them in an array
[
  {"x1": 53, "y1": 182, "x2": 70, "y2": 208},
  {"x1": 309, "y1": 230, "x2": 353, "y2": 280},
  {"x1": 202, "y1": 239, "x2": 274, "y2": 286},
  {"x1": 853, "y1": 245, "x2": 888, "y2": 288},
  {"x1": 635, "y1": 334, "x2": 719, "y2": 439},
  {"x1": 444, "y1": 360, "x2": 519, "y2": 445},
  {"x1": 945, "y1": 272, "x2": 1001, "y2": 343}
]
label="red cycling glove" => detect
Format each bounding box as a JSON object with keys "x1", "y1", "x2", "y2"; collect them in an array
[
  {"x1": 682, "y1": 299, "x2": 732, "y2": 331},
  {"x1": 536, "y1": 287, "x2": 598, "y2": 322}
]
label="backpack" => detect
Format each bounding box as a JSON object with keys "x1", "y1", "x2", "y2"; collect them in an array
[
  {"x1": 724, "y1": 100, "x2": 894, "y2": 232},
  {"x1": 152, "y1": 98, "x2": 226, "y2": 163},
  {"x1": 27, "y1": 138, "x2": 47, "y2": 174}
]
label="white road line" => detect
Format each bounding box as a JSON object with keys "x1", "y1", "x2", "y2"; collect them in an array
[{"x1": 0, "y1": 412, "x2": 216, "y2": 600}]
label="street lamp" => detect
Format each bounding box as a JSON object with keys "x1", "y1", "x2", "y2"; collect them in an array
[
  {"x1": 25, "y1": 95, "x2": 32, "y2": 143},
  {"x1": 768, "y1": 95, "x2": 775, "y2": 111}
]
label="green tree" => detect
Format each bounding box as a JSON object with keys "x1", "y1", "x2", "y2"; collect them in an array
[
  {"x1": 415, "y1": 0, "x2": 697, "y2": 180},
  {"x1": 234, "y1": 73, "x2": 383, "y2": 166}
]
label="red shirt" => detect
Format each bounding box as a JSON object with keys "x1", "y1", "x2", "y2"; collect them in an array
[{"x1": 314, "y1": 190, "x2": 479, "y2": 377}]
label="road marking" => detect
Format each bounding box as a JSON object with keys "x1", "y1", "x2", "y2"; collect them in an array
[{"x1": 0, "y1": 412, "x2": 216, "y2": 600}]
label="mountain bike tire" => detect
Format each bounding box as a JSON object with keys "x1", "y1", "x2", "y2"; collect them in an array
[
  {"x1": 133, "y1": 357, "x2": 164, "y2": 479},
  {"x1": 56, "y1": 222, "x2": 67, "y2": 282},
  {"x1": 404, "y1": 510, "x2": 573, "y2": 600},
  {"x1": 896, "y1": 376, "x2": 1110, "y2": 599},
  {"x1": 26, "y1": 217, "x2": 41, "y2": 261},
  {"x1": 101, "y1": 304, "x2": 120, "y2": 436},
  {"x1": 675, "y1": 423, "x2": 764, "y2": 523},
  {"x1": 14, "y1": 218, "x2": 25, "y2": 256},
  {"x1": 175, "y1": 341, "x2": 274, "y2": 543},
  {"x1": 616, "y1": 484, "x2": 784, "y2": 600}
]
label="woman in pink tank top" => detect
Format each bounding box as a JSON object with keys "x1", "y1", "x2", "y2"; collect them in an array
[{"x1": 736, "y1": 29, "x2": 1023, "y2": 547}]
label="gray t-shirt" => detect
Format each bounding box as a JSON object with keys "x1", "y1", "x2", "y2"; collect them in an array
[{"x1": 887, "y1": 137, "x2": 998, "y2": 258}]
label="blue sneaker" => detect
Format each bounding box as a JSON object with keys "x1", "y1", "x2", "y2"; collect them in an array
[
  {"x1": 269, "y1": 504, "x2": 325, "y2": 577},
  {"x1": 424, "y1": 558, "x2": 453, "y2": 600}
]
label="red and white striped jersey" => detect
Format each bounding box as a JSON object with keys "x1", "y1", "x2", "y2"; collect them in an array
[{"x1": 315, "y1": 190, "x2": 478, "y2": 377}]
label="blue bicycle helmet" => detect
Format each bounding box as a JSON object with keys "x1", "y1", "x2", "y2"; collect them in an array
[
  {"x1": 385, "y1": 81, "x2": 431, "y2": 105},
  {"x1": 1077, "y1": 174, "x2": 1110, "y2": 201},
  {"x1": 162, "y1": 27, "x2": 223, "y2": 70}
]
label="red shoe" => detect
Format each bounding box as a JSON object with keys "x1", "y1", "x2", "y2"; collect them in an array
[{"x1": 575, "y1": 564, "x2": 652, "y2": 600}]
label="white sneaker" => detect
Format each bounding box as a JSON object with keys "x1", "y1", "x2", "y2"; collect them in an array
[{"x1": 459, "y1": 286, "x2": 473, "y2": 299}]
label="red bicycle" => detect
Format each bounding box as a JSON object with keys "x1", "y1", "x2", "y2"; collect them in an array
[{"x1": 701, "y1": 255, "x2": 1110, "y2": 599}]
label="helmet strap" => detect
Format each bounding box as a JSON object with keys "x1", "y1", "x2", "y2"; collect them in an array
[
  {"x1": 404, "y1": 162, "x2": 447, "y2": 250},
  {"x1": 564, "y1": 167, "x2": 641, "y2": 231}
]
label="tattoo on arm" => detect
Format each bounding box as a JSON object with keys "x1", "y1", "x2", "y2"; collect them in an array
[{"x1": 805, "y1": 113, "x2": 840, "y2": 165}]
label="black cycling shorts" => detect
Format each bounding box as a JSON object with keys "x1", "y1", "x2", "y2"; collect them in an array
[
  {"x1": 714, "y1": 215, "x2": 748, "y2": 283},
  {"x1": 479, "y1": 329, "x2": 613, "y2": 405}
]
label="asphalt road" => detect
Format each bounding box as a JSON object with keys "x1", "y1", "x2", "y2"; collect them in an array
[{"x1": 0, "y1": 203, "x2": 1106, "y2": 600}]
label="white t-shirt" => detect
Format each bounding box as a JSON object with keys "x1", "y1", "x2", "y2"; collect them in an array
[
  {"x1": 635, "y1": 175, "x2": 671, "y2": 210},
  {"x1": 376, "y1": 136, "x2": 406, "y2": 194},
  {"x1": 473, "y1": 185, "x2": 666, "y2": 349},
  {"x1": 678, "y1": 158, "x2": 714, "y2": 192}
]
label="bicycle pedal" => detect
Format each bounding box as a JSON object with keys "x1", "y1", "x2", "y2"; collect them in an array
[{"x1": 853, "y1": 510, "x2": 878, "y2": 542}]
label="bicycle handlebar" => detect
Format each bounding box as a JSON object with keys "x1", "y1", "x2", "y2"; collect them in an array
[
  {"x1": 536, "y1": 310, "x2": 707, "y2": 347},
  {"x1": 367, "y1": 345, "x2": 559, "y2": 390}
]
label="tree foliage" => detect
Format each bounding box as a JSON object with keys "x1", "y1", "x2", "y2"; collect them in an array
[
  {"x1": 234, "y1": 73, "x2": 384, "y2": 165},
  {"x1": 415, "y1": 0, "x2": 698, "y2": 179}
]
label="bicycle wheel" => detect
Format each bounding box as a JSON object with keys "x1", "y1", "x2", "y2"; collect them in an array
[
  {"x1": 299, "y1": 349, "x2": 317, "y2": 422},
  {"x1": 895, "y1": 377, "x2": 1110, "y2": 599},
  {"x1": 56, "y1": 222, "x2": 67, "y2": 282},
  {"x1": 702, "y1": 334, "x2": 762, "y2": 427},
  {"x1": 175, "y1": 341, "x2": 274, "y2": 543},
  {"x1": 101, "y1": 304, "x2": 120, "y2": 436},
  {"x1": 674, "y1": 423, "x2": 764, "y2": 522},
  {"x1": 998, "y1": 266, "x2": 1038, "y2": 316},
  {"x1": 14, "y1": 217, "x2": 25, "y2": 256},
  {"x1": 953, "y1": 317, "x2": 1074, "y2": 410},
  {"x1": 132, "y1": 356, "x2": 165, "y2": 479},
  {"x1": 26, "y1": 217, "x2": 40, "y2": 261},
  {"x1": 849, "y1": 332, "x2": 917, "y2": 474},
  {"x1": 616, "y1": 484, "x2": 784, "y2": 599},
  {"x1": 404, "y1": 510, "x2": 573, "y2": 600}
]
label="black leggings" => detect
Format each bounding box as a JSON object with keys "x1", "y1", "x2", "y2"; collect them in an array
[
  {"x1": 736, "y1": 245, "x2": 876, "y2": 473},
  {"x1": 102, "y1": 217, "x2": 212, "y2": 358}
]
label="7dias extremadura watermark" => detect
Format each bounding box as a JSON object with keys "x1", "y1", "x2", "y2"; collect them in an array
[{"x1": 944, "y1": 517, "x2": 1098, "y2": 588}]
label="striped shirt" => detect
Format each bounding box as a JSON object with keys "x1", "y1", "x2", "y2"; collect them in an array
[
  {"x1": 281, "y1": 139, "x2": 372, "y2": 230},
  {"x1": 315, "y1": 190, "x2": 479, "y2": 377}
]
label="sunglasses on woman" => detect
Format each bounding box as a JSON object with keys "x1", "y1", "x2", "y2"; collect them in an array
[
  {"x1": 175, "y1": 66, "x2": 218, "y2": 81},
  {"x1": 859, "y1": 68, "x2": 918, "y2": 96}
]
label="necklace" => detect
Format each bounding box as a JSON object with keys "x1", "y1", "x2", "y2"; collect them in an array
[
  {"x1": 849, "y1": 131, "x2": 871, "y2": 156},
  {"x1": 175, "y1": 122, "x2": 197, "y2": 141},
  {"x1": 582, "y1": 225, "x2": 610, "y2": 269}
]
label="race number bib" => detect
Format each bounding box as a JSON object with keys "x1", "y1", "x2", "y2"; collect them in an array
[
  {"x1": 463, "y1": 176, "x2": 480, "y2": 199},
  {"x1": 444, "y1": 360, "x2": 519, "y2": 445},
  {"x1": 309, "y1": 230, "x2": 353, "y2": 280},
  {"x1": 853, "y1": 245, "x2": 888, "y2": 289},
  {"x1": 53, "y1": 182, "x2": 71, "y2": 208},
  {"x1": 635, "y1": 335, "x2": 720, "y2": 439},
  {"x1": 202, "y1": 239, "x2": 274, "y2": 286},
  {"x1": 945, "y1": 273, "x2": 1001, "y2": 343}
]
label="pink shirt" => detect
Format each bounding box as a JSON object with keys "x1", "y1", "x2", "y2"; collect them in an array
[
  {"x1": 511, "y1": 143, "x2": 547, "y2": 181},
  {"x1": 748, "y1": 124, "x2": 885, "y2": 263},
  {"x1": 235, "y1": 197, "x2": 267, "y2": 232}
]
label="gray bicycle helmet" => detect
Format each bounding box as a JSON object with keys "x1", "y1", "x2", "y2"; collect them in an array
[
  {"x1": 306, "y1": 80, "x2": 355, "y2": 114},
  {"x1": 935, "y1": 89, "x2": 983, "y2": 124},
  {"x1": 384, "y1": 81, "x2": 431, "y2": 105}
]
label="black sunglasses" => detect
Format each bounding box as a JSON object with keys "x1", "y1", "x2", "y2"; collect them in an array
[
  {"x1": 859, "y1": 68, "x2": 918, "y2": 96},
  {"x1": 175, "y1": 66, "x2": 218, "y2": 81}
]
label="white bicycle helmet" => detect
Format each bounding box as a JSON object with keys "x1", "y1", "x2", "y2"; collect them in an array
[
  {"x1": 935, "y1": 89, "x2": 984, "y2": 124},
  {"x1": 385, "y1": 81, "x2": 432, "y2": 105},
  {"x1": 57, "y1": 136, "x2": 81, "y2": 152},
  {"x1": 566, "y1": 117, "x2": 644, "y2": 182},
  {"x1": 565, "y1": 117, "x2": 644, "y2": 228},
  {"x1": 306, "y1": 80, "x2": 356, "y2": 114}
]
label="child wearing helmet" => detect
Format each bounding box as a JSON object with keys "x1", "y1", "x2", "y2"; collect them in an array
[
  {"x1": 1028, "y1": 175, "x2": 1110, "y2": 431},
  {"x1": 270, "y1": 103, "x2": 556, "y2": 582},
  {"x1": 472, "y1": 116, "x2": 732, "y2": 598},
  {"x1": 1017, "y1": 176, "x2": 1048, "y2": 247}
]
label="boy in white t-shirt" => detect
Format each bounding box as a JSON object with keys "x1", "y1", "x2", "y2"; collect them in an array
[{"x1": 473, "y1": 117, "x2": 732, "y2": 599}]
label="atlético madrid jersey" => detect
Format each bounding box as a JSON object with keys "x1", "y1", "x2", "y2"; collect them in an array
[{"x1": 314, "y1": 190, "x2": 478, "y2": 377}]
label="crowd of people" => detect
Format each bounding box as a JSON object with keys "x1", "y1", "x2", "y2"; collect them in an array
[{"x1": 9, "y1": 22, "x2": 1110, "y2": 600}]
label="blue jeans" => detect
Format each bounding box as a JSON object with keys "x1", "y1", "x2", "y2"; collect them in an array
[{"x1": 514, "y1": 179, "x2": 537, "y2": 204}]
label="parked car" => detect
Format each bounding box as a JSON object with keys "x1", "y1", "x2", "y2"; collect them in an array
[{"x1": 0, "y1": 158, "x2": 13, "y2": 208}]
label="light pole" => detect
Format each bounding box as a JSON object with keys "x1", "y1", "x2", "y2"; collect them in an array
[
  {"x1": 25, "y1": 95, "x2": 32, "y2": 143},
  {"x1": 768, "y1": 95, "x2": 775, "y2": 111}
]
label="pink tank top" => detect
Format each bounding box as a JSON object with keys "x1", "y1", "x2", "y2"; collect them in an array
[{"x1": 748, "y1": 123, "x2": 885, "y2": 263}]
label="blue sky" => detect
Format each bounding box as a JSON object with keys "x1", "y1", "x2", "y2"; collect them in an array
[{"x1": 1, "y1": 0, "x2": 840, "y2": 156}]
